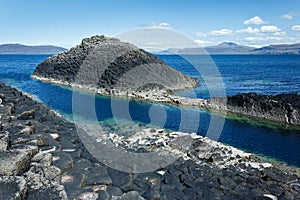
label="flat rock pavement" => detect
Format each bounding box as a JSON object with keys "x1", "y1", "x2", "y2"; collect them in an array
[{"x1": 0, "y1": 82, "x2": 300, "y2": 200}]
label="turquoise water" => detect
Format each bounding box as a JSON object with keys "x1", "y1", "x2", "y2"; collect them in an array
[{"x1": 0, "y1": 54, "x2": 300, "y2": 167}]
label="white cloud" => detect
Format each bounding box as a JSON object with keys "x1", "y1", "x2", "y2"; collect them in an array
[
  {"x1": 282, "y1": 12, "x2": 300, "y2": 20},
  {"x1": 292, "y1": 25, "x2": 300, "y2": 31},
  {"x1": 273, "y1": 31, "x2": 286, "y2": 36},
  {"x1": 282, "y1": 14, "x2": 293, "y2": 20},
  {"x1": 243, "y1": 35, "x2": 299, "y2": 45},
  {"x1": 265, "y1": 36, "x2": 283, "y2": 41},
  {"x1": 236, "y1": 27, "x2": 260, "y2": 34},
  {"x1": 260, "y1": 25, "x2": 281, "y2": 33},
  {"x1": 244, "y1": 16, "x2": 269, "y2": 25},
  {"x1": 147, "y1": 22, "x2": 172, "y2": 30},
  {"x1": 196, "y1": 32, "x2": 207, "y2": 37},
  {"x1": 159, "y1": 22, "x2": 170, "y2": 26},
  {"x1": 243, "y1": 36, "x2": 280, "y2": 44},
  {"x1": 209, "y1": 29, "x2": 234, "y2": 36},
  {"x1": 244, "y1": 37, "x2": 265, "y2": 42},
  {"x1": 194, "y1": 39, "x2": 211, "y2": 45}
]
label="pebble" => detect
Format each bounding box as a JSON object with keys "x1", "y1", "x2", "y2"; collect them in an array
[
  {"x1": 76, "y1": 192, "x2": 99, "y2": 200},
  {"x1": 61, "y1": 175, "x2": 74, "y2": 184},
  {"x1": 62, "y1": 148, "x2": 76, "y2": 152},
  {"x1": 263, "y1": 194, "x2": 278, "y2": 200},
  {"x1": 50, "y1": 133, "x2": 60, "y2": 140},
  {"x1": 111, "y1": 191, "x2": 145, "y2": 200},
  {"x1": 156, "y1": 170, "x2": 166, "y2": 176}
]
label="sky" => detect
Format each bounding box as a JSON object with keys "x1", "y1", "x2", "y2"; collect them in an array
[{"x1": 0, "y1": 0, "x2": 300, "y2": 48}]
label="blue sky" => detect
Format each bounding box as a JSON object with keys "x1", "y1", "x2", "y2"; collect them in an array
[{"x1": 0, "y1": 0, "x2": 300, "y2": 47}]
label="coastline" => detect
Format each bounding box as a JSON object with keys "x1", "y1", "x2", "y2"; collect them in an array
[
  {"x1": 1, "y1": 82, "x2": 300, "y2": 199},
  {"x1": 32, "y1": 74, "x2": 300, "y2": 131}
]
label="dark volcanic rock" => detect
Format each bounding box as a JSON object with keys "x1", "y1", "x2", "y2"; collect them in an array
[
  {"x1": 0, "y1": 132, "x2": 9, "y2": 151},
  {"x1": 17, "y1": 110, "x2": 35, "y2": 120},
  {"x1": 0, "y1": 151, "x2": 31, "y2": 176},
  {"x1": 1, "y1": 83, "x2": 300, "y2": 199},
  {"x1": 0, "y1": 176, "x2": 27, "y2": 200},
  {"x1": 208, "y1": 92, "x2": 300, "y2": 126},
  {"x1": 111, "y1": 191, "x2": 145, "y2": 200},
  {"x1": 32, "y1": 35, "x2": 197, "y2": 93}
]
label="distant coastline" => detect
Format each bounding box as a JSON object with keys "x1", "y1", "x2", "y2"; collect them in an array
[
  {"x1": 156, "y1": 42, "x2": 300, "y2": 55},
  {"x1": 1, "y1": 41, "x2": 300, "y2": 55},
  {"x1": 0, "y1": 43, "x2": 66, "y2": 54}
]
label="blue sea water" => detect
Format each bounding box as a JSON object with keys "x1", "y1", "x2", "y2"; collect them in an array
[
  {"x1": 0, "y1": 54, "x2": 300, "y2": 167},
  {"x1": 159, "y1": 55, "x2": 300, "y2": 99}
]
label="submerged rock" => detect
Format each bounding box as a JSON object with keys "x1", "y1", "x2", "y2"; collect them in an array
[{"x1": 32, "y1": 35, "x2": 197, "y2": 94}]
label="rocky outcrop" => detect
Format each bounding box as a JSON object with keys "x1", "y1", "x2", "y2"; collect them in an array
[
  {"x1": 0, "y1": 83, "x2": 68, "y2": 199},
  {"x1": 1, "y1": 82, "x2": 300, "y2": 199},
  {"x1": 32, "y1": 35, "x2": 197, "y2": 94},
  {"x1": 207, "y1": 92, "x2": 300, "y2": 126}
]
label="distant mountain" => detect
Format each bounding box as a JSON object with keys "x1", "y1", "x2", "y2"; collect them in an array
[
  {"x1": 0, "y1": 44, "x2": 66, "y2": 54},
  {"x1": 204, "y1": 42, "x2": 255, "y2": 54},
  {"x1": 157, "y1": 42, "x2": 300, "y2": 55},
  {"x1": 249, "y1": 43, "x2": 300, "y2": 55}
]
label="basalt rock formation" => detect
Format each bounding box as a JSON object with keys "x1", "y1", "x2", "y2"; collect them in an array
[
  {"x1": 32, "y1": 35, "x2": 197, "y2": 94},
  {"x1": 1, "y1": 83, "x2": 300, "y2": 199},
  {"x1": 208, "y1": 92, "x2": 300, "y2": 126}
]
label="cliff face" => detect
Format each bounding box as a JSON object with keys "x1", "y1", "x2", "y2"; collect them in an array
[
  {"x1": 32, "y1": 35, "x2": 197, "y2": 93},
  {"x1": 208, "y1": 93, "x2": 300, "y2": 126}
]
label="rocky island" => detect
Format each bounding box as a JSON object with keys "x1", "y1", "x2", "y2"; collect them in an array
[{"x1": 32, "y1": 35, "x2": 197, "y2": 95}]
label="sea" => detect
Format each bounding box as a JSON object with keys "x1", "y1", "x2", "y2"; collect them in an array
[{"x1": 0, "y1": 54, "x2": 300, "y2": 167}]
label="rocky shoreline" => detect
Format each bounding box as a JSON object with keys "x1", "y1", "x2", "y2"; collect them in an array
[
  {"x1": 125, "y1": 91, "x2": 300, "y2": 128},
  {"x1": 31, "y1": 73, "x2": 300, "y2": 129},
  {"x1": 1, "y1": 83, "x2": 300, "y2": 199},
  {"x1": 207, "y1": 93, "x2": 300, "y2": 127}
]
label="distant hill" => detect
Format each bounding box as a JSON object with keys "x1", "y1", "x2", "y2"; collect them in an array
[
  {"x1": 205, "y1": 42, "x2": 255, "y2": 54},
  {"x1": 0, "y1": 44, "x2": 66, "y2": 54},
  {"x1": 158, "y1": 42, "x2": 300, "y2": 55},
  {"x1": 249, "y1": 43, "x2": 300, "y2": 55}
]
